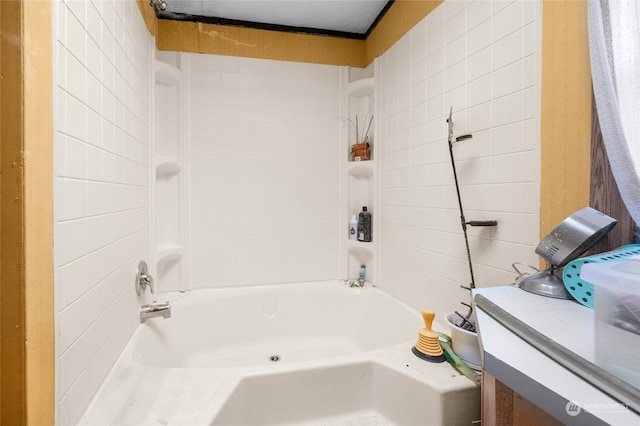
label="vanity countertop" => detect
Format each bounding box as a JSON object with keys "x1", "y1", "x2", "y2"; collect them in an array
[{"x1": 473, "y1": 285, "x2": 640, "y2": 425}]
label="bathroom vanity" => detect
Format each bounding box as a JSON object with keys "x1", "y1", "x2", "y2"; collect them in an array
[{"x1": 473, "y1": 285, "x2": 640, "y2": 425}]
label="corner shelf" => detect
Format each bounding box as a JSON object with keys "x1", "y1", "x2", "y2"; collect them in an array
[
  {"x1": 151, "y1": 53, "x2": 191, "y2": 293},
  {"x1": 346, "y1": 241, "x2": 375, "y2": 284},
  {"x1": 341, "y1": 71, "x2": 378, "y2": 285},
  {"x1": 157, "y1": 245, "x2": 183, "y2": 262},
  {"x1": 155, "y1": 60, "x2": 181, "y2": 86},
  {"x1": 346, "y1": 239, "x2": 376, "y2": 256},
  {"x1": 348, "y1": 77, "x2": 374, "y2": 98},
  {"x1": 347, "y1": 160, "x2": 375, "y2": 176},
  {"x1": 156, "y1": 158, "x2": 183, "y2": 175}
]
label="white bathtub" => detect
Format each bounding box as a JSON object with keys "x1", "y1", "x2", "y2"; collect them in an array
[
  {"x1": 133, "y1": 281, "x2": 421, "y2": 368},
  {"x1": 81, "y1": 281, "x2": 480, "y2": 425}
]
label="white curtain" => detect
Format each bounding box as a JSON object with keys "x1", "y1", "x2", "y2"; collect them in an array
[{"x1": 589, "y1": 0, "x2": 640, "y2": 229}]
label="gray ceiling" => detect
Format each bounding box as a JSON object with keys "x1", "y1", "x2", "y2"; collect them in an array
[{"x1": 158, "y1": 0, "x2": 393, "y2": 38}]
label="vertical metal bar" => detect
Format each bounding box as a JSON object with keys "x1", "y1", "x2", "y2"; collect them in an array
[{"x1": 447, "y1": 108, "x2": 476, "y2": 322}]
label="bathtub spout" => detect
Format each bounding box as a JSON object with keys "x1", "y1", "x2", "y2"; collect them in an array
[{"x1": 140, "y1": 302, "x2": 171, "y2": 321}]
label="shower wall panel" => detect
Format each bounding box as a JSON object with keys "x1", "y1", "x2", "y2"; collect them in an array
[
  {"x1": 377, "y1": 0, "x2": 542, "y2": 318},
  {"x1": 188, "y1": 54, "x2": 341, "y2": 288},
  {"x1": 52, "y1": 0, "x2": 152, "y2": 424}
]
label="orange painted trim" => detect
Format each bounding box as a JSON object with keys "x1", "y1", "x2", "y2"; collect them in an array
[
  {"x1": 365, "y1": 0, "x2": 443, "y2": 65},
  {"x1": 539, "y1": 0, "x2": 592, "y2": 237},
  {"x1": 1, "y1": 0, "x2": 54, "y2": 424},
  {"x1": 156, "y1": 19, "x2": 365, "y2": 67},
  {"x1": 1, "y1": 0, "x2": 28, "y2": 420},
  {"x1": 136, "y1": 0, "x2": 158, "y2": 38},
  {"x1": 136, "y1": 0, "x2": 442, "y2": 67},
  {"x1": 23, "y1": 0, "x2": 55, "y2": 423}
]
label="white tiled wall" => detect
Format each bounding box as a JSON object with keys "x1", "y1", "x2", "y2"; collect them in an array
[
  {"x1": 188, "y1": 54, "x2": 342, "y2": 288},
  {"x1": 53, "y1": 0, "x2": 152, "y2": 424},
  {"x1": 377, "y1": 0, "x2": 541, "y2": 318},
  {"x1": 51, "y1": 0, "x2": 542, "y2": 420}
]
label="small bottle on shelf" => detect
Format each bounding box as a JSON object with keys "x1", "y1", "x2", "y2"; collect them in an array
[
  {"x1": 349, "y1": 215, "x2": 358, "y2": 241},
  {"x1": 357, "y1": 206, "x2": 371, "y2": 242}
]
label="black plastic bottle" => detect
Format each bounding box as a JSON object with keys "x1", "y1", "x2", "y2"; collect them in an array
[{"x1": 357, "y1": 206, "x2": 371, "y2": 242}]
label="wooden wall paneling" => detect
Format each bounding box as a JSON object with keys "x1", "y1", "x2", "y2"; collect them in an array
[
  {"x1": 481, "y1": 371, "x2": 496, "y2": 425},
  {"x1": 156, "y1": 19, "x2": 365, "y2": 67},
  {"x1": 494, "y1": 378, "x2": 514, "y2": 425},
  {"x1": 481, "y1": 372, "x2": 514, "y2": 426},
  {"x1": 0, "y1": 1, "x2": 54, "y2": 424},
  {"x1": 23, "y1": 0, "x2": 54, "y2": 423},
  {"x1": 1, "y1": 1, "x2": 27, "y2": 423},
  {"x1": 589, "y1": 95, "x2": 636, "y2": 252},
  {"x1": 482, "y1": 372, "x2": 563, "y2": 426},
  {"x1": 512, "y1": 391, "x2": 563, "y2": 426}
]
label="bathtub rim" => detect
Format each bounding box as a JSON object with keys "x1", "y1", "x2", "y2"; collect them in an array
[
  {"x1": 130, "y1": 279, "x2": 432, "y2": 369},
  {"x1": 127, "y1": 280, "x2": 460, "y2": 370}
]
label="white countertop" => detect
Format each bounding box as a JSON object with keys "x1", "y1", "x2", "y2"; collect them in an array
[{"x1": 473, "y1": 285, "x2": 640, "y2": 425}]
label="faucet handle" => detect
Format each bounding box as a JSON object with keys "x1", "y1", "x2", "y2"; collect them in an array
[{"x1": 136, "y1": 261, "x2": 155, "y2": 295}]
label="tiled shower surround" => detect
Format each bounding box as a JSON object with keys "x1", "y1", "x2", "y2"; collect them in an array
[
  {"x1": 188, "y1": 55, "x2": 342, "y2": 288},
  {"x1": 53, "y1": 0, "x2": 542, "y2": 423},
  {"x1": 377, "y1": 0, "x2": 541, "y2": 316},
  {"x1": 185, "y1": 0, "x2": 542, "y2": 311},
  {"x1": 53, "y1": 0, "x2": 152, "y2": 424}
]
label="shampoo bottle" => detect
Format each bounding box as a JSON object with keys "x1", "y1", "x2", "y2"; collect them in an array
[
  {"x1": 349, "y1": 215, "x2": 358, "y2": 241},
  {"x1": 357, "y1": 206, "x2": 371, "y2": 242}
]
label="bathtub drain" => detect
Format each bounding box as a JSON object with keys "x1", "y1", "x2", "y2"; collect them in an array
[{"x1": 269, "y1": 355, "x2": 281, "y2": 362}]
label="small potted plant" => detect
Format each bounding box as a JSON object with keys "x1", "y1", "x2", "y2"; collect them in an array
[{"x1": 339, "y1": 115, "x2": 373, "y2": 161}]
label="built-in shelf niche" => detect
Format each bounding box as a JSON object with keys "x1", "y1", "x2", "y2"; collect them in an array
[
  {"x1": 341, "y1": 69, "x2": 378, "y2": 285},
  {"x1": 151, "y1": 52, "x2": 190, "y2": 293},
  {"x1": 347, "y1": 77, "x2": 374, "y2": 162},
  {"x1": 346, "y1": 243, "x2": 375, "y2": 284},
  {"x1": 156, "y1": 62, "x2": 182, "y2": 159},
  {"x1": 347, "y1": 164, "x2": 374, "y2": 242},
  {"x1": 155, "y1": 170, "x2": 181, "y2": 247}
]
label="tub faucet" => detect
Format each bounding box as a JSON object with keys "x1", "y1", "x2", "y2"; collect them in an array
[
  {"x1": 140, "y1": 302, "x2": 171, "y2": 321},
  {"x1": 347, "y1": 278, "x2": 365, "y2": 288}
]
